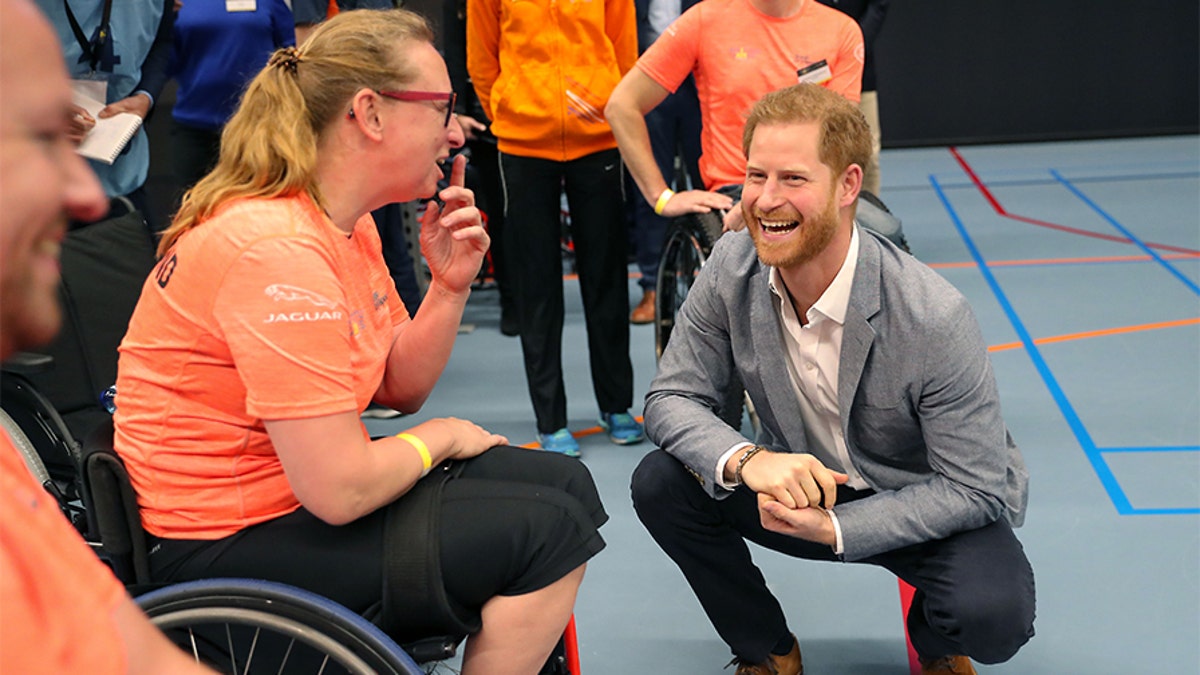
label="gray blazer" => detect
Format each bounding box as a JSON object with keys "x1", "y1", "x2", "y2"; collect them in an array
[{"x1": 644, "y1": 227, "x2": 1029, "y2": 561}]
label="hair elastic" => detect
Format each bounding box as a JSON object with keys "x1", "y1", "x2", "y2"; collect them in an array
[{"x1": 268, "y1": 47, "x2": 302, "y2": 75}]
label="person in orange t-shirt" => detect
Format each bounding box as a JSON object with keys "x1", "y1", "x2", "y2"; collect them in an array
[
  {"x1": 113, "y1": 10, "x2": 606, "y2": 675},
  {"x1": 607, "y1": 0, "x2": 864, "y2": 229},
  {"x1": 0, "y1": 1, "x2": 214, "y2": 671}
]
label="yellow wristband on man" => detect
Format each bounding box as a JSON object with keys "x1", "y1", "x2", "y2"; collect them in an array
[
  {"x1": 396, "y1": 432, "x2": 433, "y2": 478},
  {"x1": 654, "y1": 188, "x2": 675, "y2": 216}
]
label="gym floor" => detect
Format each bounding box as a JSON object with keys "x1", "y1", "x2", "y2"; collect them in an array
[{"x1": 363, "y1": 135, "x2": 1200, "y2": 674}]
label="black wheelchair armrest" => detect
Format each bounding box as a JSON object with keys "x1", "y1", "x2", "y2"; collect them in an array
[
  {"x1": 400, "y1": 635, "x2": 463, "y2": 663},
  {"x1": 1, "y1": 351, "x2": 53, "y2": 375}
]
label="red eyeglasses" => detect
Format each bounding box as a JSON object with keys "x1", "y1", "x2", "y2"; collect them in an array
[{"x1": 375, "y1": 90, "x2": 457, "y2": 127}]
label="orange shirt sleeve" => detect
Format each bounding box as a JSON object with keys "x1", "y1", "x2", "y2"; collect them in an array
[
  {"x1": 635, "y1": 4, "x2": 701, "y2": 95},
  {"x1": 826, "y1": 16, "x2": 864, "y2": 103},
  {"x1": 607, "y1": 0, "x2": 638, "y2": 75},
  {"x1": 466, "y1": 0, "x2": 502, "y2": 119}
]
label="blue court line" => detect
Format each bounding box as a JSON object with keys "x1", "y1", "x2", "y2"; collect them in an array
[
  {"x1": 1052, "y1": 169, "x2": 1200, "y2": 296},
  {"x1": 930, "y1": 175, "x2": 1135, "y2": 514},
  {"x1": 1100, "y1": 446, "x2": 1200, "y2": 453},
  {"x1": 952, "y1": 257, "x2": 1200, "y2": 271},
  {"x1": 1118, "y1": 507, "x2": 1200, "y2": 515}
]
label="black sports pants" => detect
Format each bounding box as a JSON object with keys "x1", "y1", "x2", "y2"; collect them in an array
[{"x1": 499, "y1": 148, "x2": 634, "y2": 433}]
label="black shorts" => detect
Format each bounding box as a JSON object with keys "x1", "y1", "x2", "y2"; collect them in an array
[{"x1": 147, "y1": 446, "x2": 607, "y2": 639}]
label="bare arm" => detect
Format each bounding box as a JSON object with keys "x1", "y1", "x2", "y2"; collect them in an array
[
  {"x1": 374, "y1": 155, "x2": 488, "y2": 412},
  {"x1": 115, "y1": 595, "x2": 218, "y2": 675},
  {"x1": 605, "y1": 68, "x2": 731, "y2": 216},
  {"x1": 265, "y1": 411, "x2": 507, "y2": 525}
]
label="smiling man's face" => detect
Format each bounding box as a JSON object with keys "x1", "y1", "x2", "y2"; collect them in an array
[
  {"x1": 741, "y1": 122, "x2": 844, "y2": 271},
  {"x1": 0, "y1": 0, "x2": 107, "y2": 358}
]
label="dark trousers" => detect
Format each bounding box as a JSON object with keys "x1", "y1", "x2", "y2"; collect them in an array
[
  {"x1": 499, "y1": 148, "x2": 634, "y2": 433},
  {"x1": 149, "y1": 447, "x2": 607, "y2": 632},
  {"x1": 170, "y1": 120, "x2": 222, "y2": 194},
  {"x1": 467, "y1": 140, "x2": 516, "y2": 319},
  {"x1": 632, "y1": 77, "x2": 703, "y2": 290},
  {"x1": 372, "y1": 202, "x2": 424, "y2": 316},
  {"x1": 631, "y1": 450, "x2": 1036, "y2": 664}
]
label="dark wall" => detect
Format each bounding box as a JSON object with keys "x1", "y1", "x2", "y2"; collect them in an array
[{"x1": 873, "y1": 1, "x2": 1199, "y2": 147}]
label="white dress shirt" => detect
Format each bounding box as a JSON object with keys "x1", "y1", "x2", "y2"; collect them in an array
[{"x1": 716, "y1": 226, "x2": 864, "y2": 554}]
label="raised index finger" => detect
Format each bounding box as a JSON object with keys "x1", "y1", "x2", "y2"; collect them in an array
[{"x1": 448, "y1": 153, "x2": 467, "y2": 188}]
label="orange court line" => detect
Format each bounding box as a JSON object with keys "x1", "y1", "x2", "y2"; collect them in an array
[
  {"x1": 989, "y1": 317, "x2": 1200, "y2": 353},
  {"x1": 521, "y1": 417, "x2": 643, "y2": 449}
]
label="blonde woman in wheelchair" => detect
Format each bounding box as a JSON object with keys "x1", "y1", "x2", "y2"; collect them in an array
[{"x1": 111, "y1": 10, "x2": 606, "y2": 675}]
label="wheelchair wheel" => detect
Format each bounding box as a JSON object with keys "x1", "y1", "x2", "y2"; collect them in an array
[
  {"x1": 138, "y1": 579, "x2": 425, "y2": 675},
  {"x1": 0, "y1": 373, "x2": 87, "y2": 532},
  {"x1": 651, "y1": 211, "x2": 760, "y2": 435},
  {"x1": 654, "y1": 211, "x2": 724, "y2": 358}
]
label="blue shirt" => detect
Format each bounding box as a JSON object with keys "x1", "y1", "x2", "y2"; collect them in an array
[
  {"x1": 38, "y1": 0, "x2": 167, "y2": 197},
  {"x1": 169, "y1": 0, "x2": 295, "y2": 131}
]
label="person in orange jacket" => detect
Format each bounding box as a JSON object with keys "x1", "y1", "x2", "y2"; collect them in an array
[{"x1": 467, "y1": 0, "x2": 645, "y2": 457}]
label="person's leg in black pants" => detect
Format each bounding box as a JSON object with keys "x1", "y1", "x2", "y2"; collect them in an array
[
  {"x1": 373, "y1": 202, "x2": 423, "y2": 316},
  {"x1": 500, "y1": 152, "x2": 569, "y2": 434},
  {"x1": 562, "y1": 148, "x2": 634, "y2": 418},
  {"x1": 632, "y1": 449, "x2": 1036, "y2": 665},
  {"x1": 631, "y1": 449, "x2": 808, "y2": 663},
  {"x1": 467, "y1": 140, "x2": 518, "y2": 335},
  {"x1": 868, "y1": 521, "x2": 1036, "y2": 664},
  {"x1": 170, "y1": 120, "x2": 222, "y2": 195}
]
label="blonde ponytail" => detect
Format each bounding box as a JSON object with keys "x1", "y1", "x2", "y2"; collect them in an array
[{"x1": 159, "y1": 9, "x2": 434, "y2": 256}]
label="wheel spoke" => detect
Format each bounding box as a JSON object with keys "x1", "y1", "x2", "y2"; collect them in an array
[
  {"x1": 240, "y1": 626, "x2": 260, "y2": 675},
  {"x1": 276, "y1": 639, "x2": 295, "y2": 675},
  {"x1": 188, "y1": 627, "x2": 200, "y2": 662},
  {"x1": 226, "y1": 624, "x2": 237, "y2": 674}
]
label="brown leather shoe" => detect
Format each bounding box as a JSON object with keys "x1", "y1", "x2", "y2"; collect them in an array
[
  {"x1": 919, "y1": 655, "x2": 976, "y2": 674},
  {"x1": 630, "y1": 289, "x2": 656, "y2": 324},
  {"x1": 730, "y1": 635, "x2": 802, "y2": 675}
]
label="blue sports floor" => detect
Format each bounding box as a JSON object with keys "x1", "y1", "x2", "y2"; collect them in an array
[{"x1": 365, "y1": 135, "x2": 1200, "y2": 674}]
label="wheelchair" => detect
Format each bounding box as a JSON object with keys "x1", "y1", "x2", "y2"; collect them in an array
[{"x1": 0, "y1": 201, "x2": 581, "y2": 674}]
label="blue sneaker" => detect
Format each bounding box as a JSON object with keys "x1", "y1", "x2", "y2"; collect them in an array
[
  {"x1": 599, "y1": 412, "x2": 645, "y2": 445},
  {"x1": 538, "y1": 428, "x2": 581, "y2": 458}
]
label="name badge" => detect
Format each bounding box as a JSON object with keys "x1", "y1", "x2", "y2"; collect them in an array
[
  {"x1": 227, "y1": 0, "x2": 256, "y2": 11},
  {"x1": 797, "y1": 60, "x2": 833, "y2": 86},
  {"x1": 72, "y1": 78, "x2": 108, "y2": 102}
]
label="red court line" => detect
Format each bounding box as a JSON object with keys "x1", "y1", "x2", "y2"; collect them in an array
[
  {"x1": 948, "y1": 147, "x2": 1200, "y2": 256},
  {"x1": 988, "y1": 317, "x2": 1200, "y2": 353}
]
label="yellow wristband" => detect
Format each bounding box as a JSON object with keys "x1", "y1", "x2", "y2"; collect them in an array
[
  {"x1": 653, "y1": 188, "x2": 675, "y2": 216},
  {"x1": 396, "y1": 432, "x2": 433, "y2": 477}
]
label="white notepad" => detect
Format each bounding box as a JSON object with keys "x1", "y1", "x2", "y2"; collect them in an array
[{"x1": 71, "y1": 84, "x2": 143, "y2": 165}]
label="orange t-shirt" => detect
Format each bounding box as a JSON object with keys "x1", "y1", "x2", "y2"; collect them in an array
[
  {"x1": 114, "y1": 193, "x2": 408, "y2": 539},
  {"x1": 637, "y1": 0, "x2": 864, "y2": 189},
  {"x1": 0, "y1": 437, "x2": 128, "y2": 672}
]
